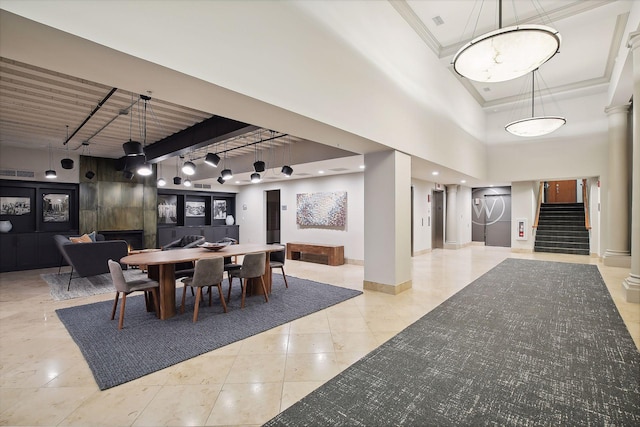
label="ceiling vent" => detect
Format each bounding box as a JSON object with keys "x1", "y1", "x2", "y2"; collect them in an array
[{"x1": 0, "y1": 169, "x2": 35, "y2": 178}]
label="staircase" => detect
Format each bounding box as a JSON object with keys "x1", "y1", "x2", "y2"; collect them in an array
[{"x1": 534, "y1": 203, "x2": 590, "y2": 255}]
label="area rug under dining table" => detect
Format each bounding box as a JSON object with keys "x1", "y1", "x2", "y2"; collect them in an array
[{"x1": 55, "y1": 275, "x2": 361, "y2": 390}]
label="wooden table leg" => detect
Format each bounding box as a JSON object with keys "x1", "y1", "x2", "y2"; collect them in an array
[{"x1": 152, "y1": 264, "x2": 176, "y2": 319}]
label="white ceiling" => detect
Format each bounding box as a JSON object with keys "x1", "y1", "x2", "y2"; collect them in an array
[{"x1": 0, "y1": 0, "x2": 635, "y2": 187}]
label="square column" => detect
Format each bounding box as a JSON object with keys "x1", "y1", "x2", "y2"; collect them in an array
[{"x1": 363, "y1": 150, "x2": 412, "y2": 294}]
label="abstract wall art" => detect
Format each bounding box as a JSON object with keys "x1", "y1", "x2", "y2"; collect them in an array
[{"x1": 296, "y1": 191, "x2": 347, "y2": 228}]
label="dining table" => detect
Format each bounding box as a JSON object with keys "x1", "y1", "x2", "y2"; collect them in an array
[{"x1": 120, "y1": 243, "x2": 285, "y2": 319}]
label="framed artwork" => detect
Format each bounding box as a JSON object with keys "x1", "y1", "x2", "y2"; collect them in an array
[
  {"x1": 0, "y1": 196, "x2": 31, "y2": 215},
  {"x1": 213, "y1": 200, "x2": 227, "y2": 220},
  {"x1": 296, "y1": 191, "x2": 347, "y2": 227},
  {"x1": 42, "y1": 193, "x2": 69, "y2": 222},
  {"x1": 185, "y1": 201, "x2": 205, "y2": 217},
  {"x1": 157, "y1": 195, "x2": 178, "y2": 224}
]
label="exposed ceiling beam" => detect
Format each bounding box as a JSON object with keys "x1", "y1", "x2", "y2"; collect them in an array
[{"x1": 114, "y1": 116, "x2": 258, "y2": 171}]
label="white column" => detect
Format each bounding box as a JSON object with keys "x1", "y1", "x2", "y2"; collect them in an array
[
  {"x1": 445, "y1": 185, "x2": 459, "y2": 249},
  {"x1": 623, "y1": 32, "x2": 640, "y2": 303},
  {"x1": 603, "y1": 104, "x2": 631, "y2": 267},
  {"x1": 363, "y1": 150, "x2": 412, "y2": 294}
]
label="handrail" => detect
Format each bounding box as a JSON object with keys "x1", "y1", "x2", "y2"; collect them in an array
[
  {"x1": 582, "y1": 178, "x2": 591, "y2": 230},
  {"x1": 533, "y1": 181, "x2": 544, "y2": 229}
]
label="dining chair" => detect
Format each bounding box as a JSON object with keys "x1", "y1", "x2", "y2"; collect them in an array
[
  {"x1": 269, "y1": 248, "x2": 288, "y2": 289},
  {"x1": 108, "y1": 259, "x2": 160, "y2": 330},
  {"x1": 180, "y1": 257, "x2": 227, "y2": 321},
  {"x1": 217, "y1": 237, "x2": 241, "y2": 278},
  {"x1": 227, "y1": 252, "x2": 268, "y2": 308}
]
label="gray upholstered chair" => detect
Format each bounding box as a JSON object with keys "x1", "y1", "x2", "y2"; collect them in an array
[
  {"x1": 180, "y1": 257, "x2": 227, "y2": 322},
  {"x1": 108, "y1": 259, "x2": 160, "y2": 330},
  {"x1": 269, "y1": 248, "x2": 288, "y2": 289},
  {"x1": 227, "y1": 252, "x2": 268, "y2": 308}
]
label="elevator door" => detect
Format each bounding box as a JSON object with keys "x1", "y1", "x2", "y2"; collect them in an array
[{"x1": 432, "y1": 191, "x2": 444, "y2": 249}]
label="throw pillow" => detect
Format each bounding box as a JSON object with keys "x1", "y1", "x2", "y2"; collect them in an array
[
  {"x1": 88, "y1": 230, "x2": 97, "y2": 242},
  {"x1": 70, "y1": 234, "x2": 92, "y2": 243}
]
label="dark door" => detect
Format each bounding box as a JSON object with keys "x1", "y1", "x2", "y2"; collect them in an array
[
  {"x1": 432, "y1": 190, "x2": 444, "y2": 249},
  {"x1": 484, "y1": 194, "x2": 511, "y2": 247},
  {"x1": 266, "y1": 190, "x2": 280, "y2": 244},
  {"x1": 546, "y1": 180, "x2": 577, "y2": 203}
]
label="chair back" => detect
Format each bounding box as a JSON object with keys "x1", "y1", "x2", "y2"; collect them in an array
[
  {"x1": 191, "y1": 257, "x2": 224, "y2": 287},
  {"x1": 180, "y1": 235, "x2": 204, "y2": 247},
  {"x1": 240, "y1": 252, "x2": 266, "y2": 279},
  {"x1": 108, "y1": 259, "x2": 128, "y2": 292},
  {"x1": 270, "y1": 248, "x2": 285, "y2": 264}
]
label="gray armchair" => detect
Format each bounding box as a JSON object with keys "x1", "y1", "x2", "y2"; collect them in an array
[{"x1": 54, "y1": 234, "x2": 129, "y2": 290}]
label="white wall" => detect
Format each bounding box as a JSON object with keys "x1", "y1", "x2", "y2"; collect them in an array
[
  {"x1": 0, "y1": 145, "x2": 79, "y2": 183},
  {"x1": 487, "y1": 132, "x2": 608, "y2": 183},
  {"x1": 235, "y1": 172, "x2": 365, "y2": 262},
  {"x1": 511, "y1": 181, "x2": 538, "y2": 251}
]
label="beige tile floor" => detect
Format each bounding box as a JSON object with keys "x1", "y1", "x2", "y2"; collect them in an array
[{"x1": 0, "y1": 246, "x2": 638, "y2": 426}]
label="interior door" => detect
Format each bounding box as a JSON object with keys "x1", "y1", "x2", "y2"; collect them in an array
[
  {"x1": 484, "y1": 194, "x2": 511, "y2": 247},
  {"x1": 546, "y1": 180, "x2": 577, "y2": 203},
  {"x1": 266, "y1": 190, "x2": 280, "y2": 244}
]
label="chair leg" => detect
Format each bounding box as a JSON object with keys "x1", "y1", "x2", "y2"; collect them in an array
[
  {"x1": 111, "y1": 292, "x2": 120, "y2": 320},
  {"x1": 118, "y1": 293, "x2": 127, "y2": 329},
  {"x1": 227, "y1": 276, "x2": 233, "y2": 301},
  {"x1": 208, "y1": 286, "x2": 213, "y2": 306},
  {"x1": 216, "y1": 283, "x2": 228, "y2": 313},
  {"x1": 260, "y1": 277, "x2": 269, "y2": 303},
  {"x1": 281, "y1": 267, "x2": 289, "y2": 288},
  {"x1": 150, "y1": 288, "x2": 160, "y2": 318},
  {"x1": 241, "y1": 278, "x2": 247, "y2": 309},
  {"x1": 181, "y1": 285, "x2": 188, "y2": 314},
  {"x1": 193, "y1": 287, "x2": 202, "y2": 322},
  {"x1": 67, "y1": 266, "x2": 74, "y2": 291}
]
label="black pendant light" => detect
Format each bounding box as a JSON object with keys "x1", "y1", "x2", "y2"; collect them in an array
[{"x1": 61, "y1": 126, "x2": 74, "y2": 169}]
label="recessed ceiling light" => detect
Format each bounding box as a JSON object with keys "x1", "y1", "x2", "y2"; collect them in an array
[
  {"x1": 432, "y1": 171, "x2": 439, "y2": 176},
  {"x1": 461, "y1": 179, "x2": 466, "y2": 183},
  {"x1": 359, "y1": 165, "x2": 365, "y2": 169},
  {"x1": 318, "y1": 170, "x2": 325, "y2": 174}
]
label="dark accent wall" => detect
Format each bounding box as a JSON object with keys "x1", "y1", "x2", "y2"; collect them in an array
[{"x1": 79, "y1": 156, "x2": 157, "y2": 248}]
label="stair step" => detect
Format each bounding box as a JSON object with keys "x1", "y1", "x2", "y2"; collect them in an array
[
  {"x1": 534, "y1": 246, "x2": 590, "y2": 256},
  {"x1": 535, "y1": 202, "x2": 590, "y2": 256}
]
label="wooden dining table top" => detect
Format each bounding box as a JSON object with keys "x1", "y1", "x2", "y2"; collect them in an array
[{"x1": 120, "y1": 243, "x2": 284, "y2": 266}]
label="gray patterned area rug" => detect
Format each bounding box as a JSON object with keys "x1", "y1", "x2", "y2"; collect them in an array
[
  {"x1": 265, "y1": 259, "x2": 640, "y2": 426},
  {"x1": 42, "y1": 269, "x2": 149, "y2": 301},
  {"x1": 55, "y1": 275, "x2": 361, "y2": 390}
]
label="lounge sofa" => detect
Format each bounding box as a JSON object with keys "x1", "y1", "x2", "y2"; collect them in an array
[{"x1": 54, "y1": 233, "x2": 129, "y2": 290}]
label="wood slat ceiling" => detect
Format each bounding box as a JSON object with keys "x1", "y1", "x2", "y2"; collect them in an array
[{"x1": 0, "y1": 57, "x2": 295, "y2": 161}]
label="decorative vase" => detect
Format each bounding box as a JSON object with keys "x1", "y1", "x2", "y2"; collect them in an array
[
  {"x1": 0, "y1": 220, "x2": 12, "y2": 233},
  {"x1": 225, "y1": 215, "x2": 235, "y2": 225}
]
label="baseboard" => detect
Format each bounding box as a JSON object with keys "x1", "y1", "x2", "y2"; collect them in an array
[
  {"x1": 412, "y1": 248, "x2": 432, "y2": 257},
  {"x1": 363, "y1": 279, "x2": 412, "y2": 295},
  {"x1": 511, "y1": 248, "x2": 534, "y2": 253},
  {"x1": 345, "y1": 258, "x2": 364, "y2": 266}
]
